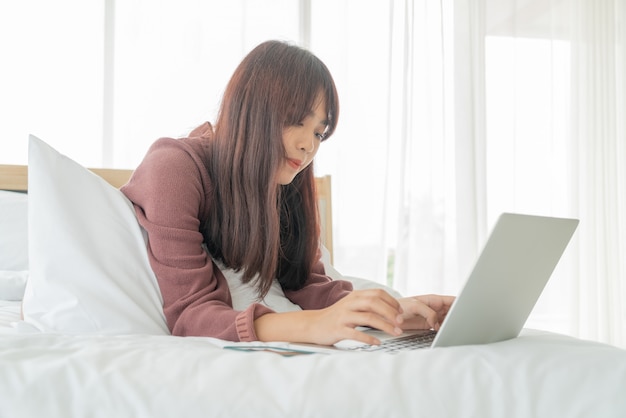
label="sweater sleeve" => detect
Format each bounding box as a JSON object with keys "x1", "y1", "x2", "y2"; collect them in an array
[{"x1": 121, "y1": 135, "x2": 273, "y2": 342}]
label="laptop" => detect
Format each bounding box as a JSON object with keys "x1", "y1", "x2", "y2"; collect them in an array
[{"x1": 291, "y1": 212, "x2": 579, "y2": 354}]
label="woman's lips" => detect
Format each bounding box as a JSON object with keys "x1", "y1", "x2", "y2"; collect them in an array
[{"x1": 287, "y1": 158, "x2": 303, "y2": 170}]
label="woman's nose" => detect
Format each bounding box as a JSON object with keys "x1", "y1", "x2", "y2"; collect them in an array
[{"x1": 298, "y1": 135, "x2": 315, "y2": 153}]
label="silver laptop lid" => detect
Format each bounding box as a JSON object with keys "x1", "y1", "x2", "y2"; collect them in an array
[{"x1": 432, "y1": 213, "x2": 579, "y2": 348}]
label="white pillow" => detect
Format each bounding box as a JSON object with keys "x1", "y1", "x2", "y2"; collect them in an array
[
  {"x1": 0, "y1": 271, "x2": 28, "y2": 301},
  {"x1": 22, "y1": 135, "x2": 169, "y2": 334},
  {"x1": 320, "y1": 245, "x2": 402, "y2": 298},
  {"x1": 0, "y1": 190, "x2": 29, "y2": 271}
]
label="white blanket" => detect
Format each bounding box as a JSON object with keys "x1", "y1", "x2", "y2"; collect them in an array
[{"x1": 1, "y1": 321, "x2": 624, "y2": 418}]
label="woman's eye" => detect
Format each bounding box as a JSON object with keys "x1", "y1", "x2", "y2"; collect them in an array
[{"x1": 316, "y1": 125, "x2": 330, "y2": 141}]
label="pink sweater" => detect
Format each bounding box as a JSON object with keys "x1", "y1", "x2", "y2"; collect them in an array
[{"x1": 121, "y1": 123, "x2": 352, "y2": 341}]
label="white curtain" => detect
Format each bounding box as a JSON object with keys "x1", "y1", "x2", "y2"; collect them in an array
[
  {"x1": 569, "y1": 0, "x2": 625, "y2": 346},
  {"x1": 309, "y1": 0, "x2": 466, "y2": 297},
  {"x1": 384, "y1": 0, "x2": 463, "y2": 297},
  {"x1": 479, "y1": 0, "x2": 625, "y2": 348},
  {"x1": 320, "y1": 0, "x2": 625, "y2": 348},
  {"x1": 402, "y1": 0, "x2": 625, "y2": 347}
]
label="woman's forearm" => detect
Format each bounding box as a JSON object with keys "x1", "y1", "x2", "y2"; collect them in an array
[{"x1": 254, "y1": 310, "x2": 320, "y2": 344}]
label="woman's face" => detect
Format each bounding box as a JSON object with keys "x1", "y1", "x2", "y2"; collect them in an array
[{"x1": 277, "y1": 96, "x2": 329, "y2": 185}]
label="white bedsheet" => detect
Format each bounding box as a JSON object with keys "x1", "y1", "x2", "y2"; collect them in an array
[{"x1": 1, "y1": 318, "x2": 625, "y2": 418}]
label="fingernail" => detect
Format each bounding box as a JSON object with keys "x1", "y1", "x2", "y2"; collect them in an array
[{"x1": 394, "y1": 327, "x2": 403, "y2": 335}]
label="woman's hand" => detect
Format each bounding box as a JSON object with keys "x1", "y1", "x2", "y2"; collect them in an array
[
  {"x1": 397, "y1": 294, "x2": 455, "y2": 331},
  {"x1": 255, "y1": 288, "x2": 404, "y2": 346},
  {"x1": 311, "y1": 289, "x2": 405, "y2": 346},
  {"x1": 254, "y1": 290, "x2": 455, "y2": 347}
]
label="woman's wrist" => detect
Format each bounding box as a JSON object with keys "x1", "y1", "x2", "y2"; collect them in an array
[{"x1": 253, "y1": 310, "x2": 318, "y2": 343}]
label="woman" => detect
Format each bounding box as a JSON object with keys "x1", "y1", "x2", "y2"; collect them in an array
[{"x1": 122, "y1": 40, "x2": 453, "y2": 346}]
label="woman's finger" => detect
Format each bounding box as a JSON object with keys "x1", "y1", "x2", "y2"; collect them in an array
[
  {"x1": 342, "y1": 289, "x2": 403, "y2": 325},
  {"x1": 415, "y1": 294, "x2": 456, "y2": 312},
  {"x1": 398, "y1": 297, "x2": 441, "y2": 330}
]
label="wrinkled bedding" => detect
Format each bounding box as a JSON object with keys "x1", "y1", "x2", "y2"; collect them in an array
[{"x1": 1, "y1": 304, "x2": 625, "y2": 418}]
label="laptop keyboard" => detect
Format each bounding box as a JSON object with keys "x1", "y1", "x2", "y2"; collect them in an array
[{"x1": 344, "y1": 330, "x2": 438, "y2": 354}]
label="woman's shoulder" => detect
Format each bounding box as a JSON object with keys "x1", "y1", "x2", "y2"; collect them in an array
[
  {"x1": 147, "y1": 122, "x2": 213, "y2": 167},
  {"x1": 121, "y1": 123, "x2": 214, "y2": 217}
]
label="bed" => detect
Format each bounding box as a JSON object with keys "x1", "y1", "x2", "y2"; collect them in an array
[{"x1": 1, "y1": 135, "x2": 625, "y2": 418}]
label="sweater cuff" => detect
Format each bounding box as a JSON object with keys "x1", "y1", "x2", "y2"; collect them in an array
[{"x1": 235, "y1": 303, "x2": 274, "y2": 342}]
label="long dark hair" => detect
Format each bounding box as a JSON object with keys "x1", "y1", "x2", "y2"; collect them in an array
[{"x1": 204, "y1": 40, "x2": 339, "y2": 297}]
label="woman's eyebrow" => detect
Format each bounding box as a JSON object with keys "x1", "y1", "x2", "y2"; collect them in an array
[{"x1": 304, "y1": 109, "x2": 329, "y2": 127}]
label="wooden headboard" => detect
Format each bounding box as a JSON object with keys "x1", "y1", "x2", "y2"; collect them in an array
[
  {"x1": 0, "y1": 164, "x2": 133, "y2": 191},
  {"x1": 0, "y1": 164, "x2": 334, "y2": 262}
]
